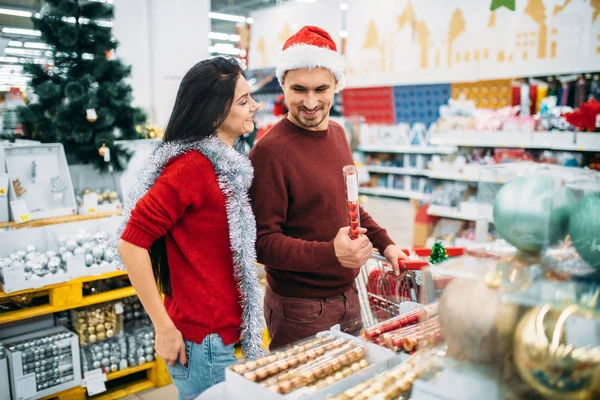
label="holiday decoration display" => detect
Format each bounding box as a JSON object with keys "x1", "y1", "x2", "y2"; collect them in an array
[
  {"x1": 568, "y1": 193, "x2": 600, "y2": 270},
  {"x1": 71, "y1": 303, "x2": 121, "y2": 346},
  {"x1": 379, "y1": 316, "x2": 443, "y2": 353},
  {"x1": 57, "y1": 229, "x2": 118, "y2": 273},
  {"x1": 0, "y1": 245, "x2": 68, "y2": 286},
  {"x1": 17, "y1": 0, "x2": 146, "y2": 172},
  {"x1": 344, "y1": 165, "x2": 361, "y2": 239},
  {"x1": 363, "y1": 302, "x2": 439, "y2": 344},
  {"x1": 331, "y1": 350, "x2": 442, "y2": 400},
  {"x1": 513, "y1": 305, "x2": 600, "y2": 400},
  {"x1": 438, "y1": 278, "x2": 502, "y2": 363},
  {"x1": 5, "y1": 327, "x2": 81, "y2": 400},
  {"x1": 565, "y1": 98, "x2": 600, "y2": 132},
  {"x1": 230, "y1": 335, "x2": 373, "y2": 395},
  {"x1": 493, "y1": 175, "x2": 576, "y2": 254}
]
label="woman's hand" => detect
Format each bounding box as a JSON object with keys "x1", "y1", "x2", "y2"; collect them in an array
[{"x1": 155, "y1": 323, "x2": 187, "y2": 367}]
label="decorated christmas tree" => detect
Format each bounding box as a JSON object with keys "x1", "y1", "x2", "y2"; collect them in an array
[
  {"x1": 17, "y1": 0, "x2": 146, "y2": 171},
  {"x1": 429, "y1": 241, "x2": 448, "y2": 264}
]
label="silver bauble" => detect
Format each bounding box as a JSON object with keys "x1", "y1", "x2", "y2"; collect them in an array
[
  {"x1": 101, "y1": 358, "x2": 110, "y2": 367},
  {"x1": 102, "y1": 248, "x2": 115, "y2": 262},
  {"x1": 26, "y1": 245, "x2": 36, "y2": 253},
  {"x1": 45, "y1": 250, "x2": 57, "y2": 259},
  {"x1": 74, "y1": 232, "x2": 86, "y2": 245},
  {"x1": 65, "y1": 239, "x2": 78, "y2": 252},
  {"x1": 145, "y1": 354, "x2": 154, "y2": 363},
  {"x1": 58, "y1": 246, "x2": 67, "y2": 255},
  {"x1": 91, "y1": 246, "x2": 104, "y2": 261},
  {"x1": 73, "y1": 247, "x2": 85, "y2": 256},
  {"x1": 61, "y1": 251, "x2": 74, "y2": 261},
  {"x1": 138, "y1": 356, "x2": 146, "y2": 365},
  {"x1": 84, "y1": 253, "x2": 94, "y2": 267},
  {"x1": 110, "y1": 364, "x2": 118, "y2": 372},
  {"x1": 82, "y1": 242, "x2": 92, "y2": 251},
  {"x1": 16, "y1": 250, "x2": 27, "y2": 259},
  {"x1": 144, "y1": 346, "x2": 153, "y2": 355},
  {"x1": 10, "y1": 253, "x2": 20, "y2": 262}
]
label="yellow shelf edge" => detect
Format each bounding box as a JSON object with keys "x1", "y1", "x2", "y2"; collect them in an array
[
  {"x1": 0, "y1": 271, "x2": 127, "y2": 300},
  {"x1": 0, "y1": 286, "x2": 136, "y2": 325},
  {"x1": 106, "y1": 362, "x2": 155, "y2": 381},
  {"x1": 0, "y1": 211, "x2": 122, "y2": 230},
  {"x1": 91, "y1": 380, "x2": 156, "y2": 400}
]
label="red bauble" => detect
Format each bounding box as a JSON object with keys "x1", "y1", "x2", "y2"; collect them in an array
[
  {"x1": 350, "y1": 227, "x2": 360, "y2": 238},
  {"x1": 350, "y1": 219, "x2": 359, "y2": 229},
  {"x1": 347, "y1": 201, "x2": 357, "y2": 211},
  {"x1": 348, "y1": 210, "x2": 358, "y2": 220}
]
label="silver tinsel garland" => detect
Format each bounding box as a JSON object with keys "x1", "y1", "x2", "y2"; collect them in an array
[{"x1": 109, "y1": 136, "x2": 264, "y2": 360}]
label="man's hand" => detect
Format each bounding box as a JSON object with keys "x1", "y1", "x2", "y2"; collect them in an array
[
  {"x1": 334, "y1": 227, "x2": 373, "y2": 269},
  {"x1": 384, "y1": 244, "x2": 409, "y2": 276}
]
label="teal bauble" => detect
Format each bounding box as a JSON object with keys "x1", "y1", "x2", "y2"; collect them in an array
[
  {"x1": 568, "y1": 193, "x2": 600, "y2": 269},
  {"x1": 493, "y1": 176, "x2": 576, "y2": 254}
]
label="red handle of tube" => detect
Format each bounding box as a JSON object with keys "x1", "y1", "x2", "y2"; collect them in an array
[{"x1": 398, "y1": 259, "x2": 429, "y2": 271}]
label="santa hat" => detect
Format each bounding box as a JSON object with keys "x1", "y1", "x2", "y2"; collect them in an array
[{"x1": 276, "y1": 26, "x2": 346, "y2": 92}]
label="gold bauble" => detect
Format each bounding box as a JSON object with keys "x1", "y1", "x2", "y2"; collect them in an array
[
  {"x1": 514, "y1": 305, "x2": 600, "y2": 400},
  {"x1": 81, "y1": 188, "x2": 93, "y2": 196},
  {"x1": 108, "y1": 191, "x2": 119, "y2": 202}
]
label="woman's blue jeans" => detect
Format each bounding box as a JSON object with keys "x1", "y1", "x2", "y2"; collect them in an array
[{"x1": 166, "y1": 333, "x2": 237, "y2": 400}]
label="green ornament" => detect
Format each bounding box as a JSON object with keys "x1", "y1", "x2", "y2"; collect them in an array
[
  {"x1": 490, "y1": 0, "x2": 515, "y2": 11},
  {"x1": 568, "y1": 193, "x2": 600, "y2": 269},
  {"x1": 493, "y1": 176, "x2": 576, "y2": 254},
  {"x1": 429, "y1": 242, "x2": 448, "y2": 264}
]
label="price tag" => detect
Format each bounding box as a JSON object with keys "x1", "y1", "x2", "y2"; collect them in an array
[
  {"x1": 83, "y1": 193, "x2": 98, "y2": 214},
  {"x1": 0, "y1": 173, "x2": 8, "y2": 196},
  {"x1": 115, "y1": 302, "x2": 124, "y2": 314},
  {"x1": 10, "y1": 200, "x2": 31, "y2": 223},
  {"x1": 83, "y1": 369, "x2": 107, "y2": 396}
]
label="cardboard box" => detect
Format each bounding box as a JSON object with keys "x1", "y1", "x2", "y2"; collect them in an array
[{"x1": 5, "y1": 326, "x2": 81, "y2": 400}]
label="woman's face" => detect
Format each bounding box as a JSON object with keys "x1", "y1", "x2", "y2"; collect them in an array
[{"x1": 217, "y1": 75, "x2": 259, "y2": 143}]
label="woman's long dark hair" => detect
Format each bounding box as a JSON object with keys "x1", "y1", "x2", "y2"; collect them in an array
[{"x1": 150, "y1": 57, "x2": 243, "y2": 295}]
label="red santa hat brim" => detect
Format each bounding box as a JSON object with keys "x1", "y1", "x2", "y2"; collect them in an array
[{"x1": 275, "y1": 44, "x2": 346, "y2": 92}]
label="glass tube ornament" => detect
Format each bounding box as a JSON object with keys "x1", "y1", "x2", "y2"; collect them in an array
[{"x1": 343, "y1": 165, "x2": 361, "y2": 239}]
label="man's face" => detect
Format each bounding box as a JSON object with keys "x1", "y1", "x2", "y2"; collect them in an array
[{"x1": 282, "y1": 68, "x2": 336, "y2": 131}]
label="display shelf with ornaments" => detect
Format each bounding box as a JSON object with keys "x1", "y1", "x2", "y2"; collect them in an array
[
  {"x1": 427, "y1": 203, "x2": 494, "y2": 222},
  {"x1": 0, "y1": 283, "x2": 135, "y2": 325},
  {"x1": 226, "y1": 327, "x2": 395, "y2": 399},
  {"x1": 359, "y1": 144, "x2": 457, "y2": 155},
  {"x1": 0, "y1": 210, "x2": 121, "y2": 230}
]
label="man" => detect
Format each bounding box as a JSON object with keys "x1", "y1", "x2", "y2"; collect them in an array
[{"x1": 249, "y1": 26, "x2": 408, "y2": 350}]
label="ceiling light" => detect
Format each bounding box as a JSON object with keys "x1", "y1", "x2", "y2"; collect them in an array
[
  {"x1": 208, "y1": 32, "x2": 230, "y2": 40},
  {"x1": 340, "y1": 3, "x2": 348, "y2": 10},
  {"x1": 2, "y1": 28, "x2": 42, "y2": 36},
  {"x1": 246, "y1": 17, "x2": 254, "y2": 24},
  {"x1": 0, "y1": 8, "x2": 33, "y2": 18},
  {"x1": 8, "y1": 41, "x2": 23, "y2": 47},
  {"x1": 208, "y1": 46, "x2": 241, "y2": 56},
  {"x1": 24, "y1": 42, "x2": 50, "y2": 50},
  {"x1": 208, "y1": 12, "x2": 246, "y2": 22}
]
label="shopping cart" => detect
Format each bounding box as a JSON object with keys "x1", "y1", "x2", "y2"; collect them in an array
[{"x1": 355, "y1": 247, "x2": 463, "y2": 328}]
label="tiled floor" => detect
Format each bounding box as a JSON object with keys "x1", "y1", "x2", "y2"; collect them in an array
[{"x1": 135, "y1": 197, "x2": 414, "y2": 400}]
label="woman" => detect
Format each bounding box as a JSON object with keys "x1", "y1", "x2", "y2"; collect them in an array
[{"x1": 113, "y1": 57, "x2": 263, "y2": 399}]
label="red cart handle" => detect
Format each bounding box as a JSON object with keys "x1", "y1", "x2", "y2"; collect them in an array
[{"x1": 398, "y1": 259, "x2": 429, "y2": 271}]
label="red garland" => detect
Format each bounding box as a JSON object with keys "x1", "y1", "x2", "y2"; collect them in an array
[{"x1": 565, "y1": 98, "x2": 600, "y2": 132}]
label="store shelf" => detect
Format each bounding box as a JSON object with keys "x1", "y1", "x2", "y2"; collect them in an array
[
  {"x1": 0, "y1": 272, "x2": 134, "y2": 324},
  {"x1": 0, "y1": 211, "x2": 122, "y2": 230},
  {"x1": 363, "y1": 166, "x2": 427, "y2": 176},
  {"x1": 106, "y1": 362, "x2": 156, "y2": 381},
  {"x1": 429, "y1": 131, "x2": 600, "y2": 151},
  {"x1": 427, "y1": 204, "x2": 492, "y2": 222},
  {"x1": 38, "y1": 359, "x2": 171, "y2": 400},
  {"x1": 358, "y1": 187, "x2": 430, "y2": 201},
  {"x1": 0, "y1": 270, "x2": 127, "y2": 300},
  {"x1": 425, "y1": 170, "x2": 511, "y2": 184},
  {"x1": 359, "y1": 145, "x2": 457, "y2": 154}
]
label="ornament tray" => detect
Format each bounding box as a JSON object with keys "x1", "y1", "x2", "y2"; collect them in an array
[
  {"x1": 224, "y1": 326, "x2": 398, "y2": 400},
  {"x1": 4, "y1": 326, "x2": 82, "y2": 400},
  {"x1": 0, "y1": 215, "x2": 123, "y2": 293},
  {"x1": 4, "y1": 143, "x2": 77, "y2": 222}
]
